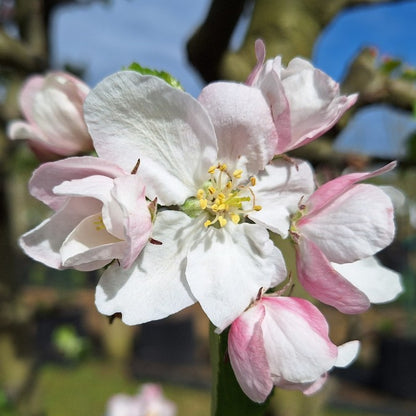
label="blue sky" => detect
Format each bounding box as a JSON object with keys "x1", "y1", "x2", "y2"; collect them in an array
[
  {"x1": 51, "y1": 0, "x2": 416, "y2": 156},
  {"x1": 52, "y1": 0, "x2": 416, "y2": 96}
]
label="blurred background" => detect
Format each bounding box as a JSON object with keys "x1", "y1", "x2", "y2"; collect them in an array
[{"x1": 1, "y1": 0, "x2": 416, "y2": 415}]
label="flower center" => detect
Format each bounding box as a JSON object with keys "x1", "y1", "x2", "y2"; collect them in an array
[{"x1": 196, "y1": 163, "x2": 261, "y2": 228}]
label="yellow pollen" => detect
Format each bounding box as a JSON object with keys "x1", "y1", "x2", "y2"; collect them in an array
[
  {"x1": 233, "y1": 169, "x2": 243, "y2": 179},
  {"x1": 250, "y1": 177, "x2": 256, "y2": 186},
  {"x1": 254, "y1": 205, "x2": 262, "y2": 211},
  {"x1": 218, "y1": 192, "x2": 225, "y2": 200},
  {"x1": 211, "y1": 204, "x2": 219, "y2": 212},
  {"x1": 218, "y1": 203, "x2": 226, "y2": 211},
  {"x1": 204, "y1": 220, "x2": 212, "y2": 228},
  {"x1": 93, "y1": 216, "x2": 105, "y2": 231},
  {"x1": 219, "y1": 163, "x2": 227, "y2": 171},
  {"x1": 231, "y1": 214, "x2": 240, "y2": 224},
  {"x1": 208, "y1": 165, "x2": 216, "y2": 174},
  {"x1": 218, "y1": 216, "x2": 227, "y2": 227},
  {"x1": 226, "y1": 181, "x2": 232, "y2": 189},
  {"x1": 199, "y1": 199, "x2": 208, "y2": 209},
  {"x1": 208, "y1": 186, "x2": 216, "y2": 194},
  {"x1": 196, "y1": 189, "x2": 205, "y2": 199}
]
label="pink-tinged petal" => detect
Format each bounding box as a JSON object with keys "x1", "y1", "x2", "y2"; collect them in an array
[
  {"x1": 299, "y1": 184, "x2": 395, "y2": 263},
  {"x1": 186, "y1": 223, "x2": 286, "y2": 331},
  {"x1": 198, "y1": 82, "x2": 277, "y2": 174},
  {"x1": 19, "y1": 75, "x2": 45, "y2": 124},
  {"x1": 277, "y1": 373, "x2": 328, "y2": 396},
  {"x1": 246, "y1": 39, "x2": 266, "y2": 86},
  {"x1": 95, "y1": 211, "x2": 198, "y2": 325},
  {"x1": 332, "y1": 257, "x2": 403, "y2": 304},
  {"x1": 248, "y1": 159, "x2": 315, "y2": 238},
  {"x1": 28, "y1": 156, "x2": 125, "y2": 210},
  {"x1": 228, "y1": 303, "x2": 273, "y2": 403},
  {"x1": 60, "y1": 212, "x2": 126, "y2": 271},
  {"x1": 111, "y1": 175, "x2": 152, "y2": 269},
  {"x1": 295, "y1": 237, "x2": 370, "y2": 313},
  {"x1": 19, "y1": 197, "x2": 101, "y2": 269},
  {"x1": 261, "y1": 297, "x2": 338, "y2": 384},
  {"x1": 279, "y1": 62, "x2": 358, "y2": 151},
  {"x1": 305, "y1": 162, "x2": 396, "y2": 216},
  {"x1": 85, "y1": 72, "x2": 218, "y2": 205},
  {"x1": 335, "y1": 340, "x2": 360, "y2": 368}
]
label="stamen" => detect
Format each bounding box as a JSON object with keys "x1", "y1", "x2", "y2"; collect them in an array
[
  {"x1": 208, "y1": 186, "x2": 216, "y2": 195},
  {"x1": 233, "y1": 169, "x2": 243, "y2": 179},
  {"x1": 204, "y1": 220, "x2": 212, "y2": 228},
  {"x1": 218, "y1": 216, "x2": 227, "y2": 227},
  {"x1": 250, "y1": 177, "x2": 256, "y2": 186},
  {"x1": 199, "y1": 199, "x2": 208, "y2": 209},
  {"x1": 208, "y1": 165, "x2": 216, "y2": 174},
  {"x1": 231, "y1": 214, "x2": 240, "y2": 224},
  {"x1": 196, "y1": 189, "x2": 205, "y2": 199},
  {"x1": 254, "y1": 205, "x2": 262, "y2": 211},
  {"x1": 219, "y1": 163, "x2": 227, "y2": 172}
]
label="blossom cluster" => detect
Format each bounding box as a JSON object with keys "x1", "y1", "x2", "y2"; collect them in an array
[{"x1": 12, "y1": 40, "x2": 402, "y2": 403}]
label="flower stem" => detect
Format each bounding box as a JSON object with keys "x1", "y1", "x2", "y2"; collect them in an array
[{"x1": 210, "y1": 324, "x2": 271, "y2": 416}]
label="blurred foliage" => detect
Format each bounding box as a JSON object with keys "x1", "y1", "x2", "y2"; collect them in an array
[{"x1": 52, "y1": 325, "x2": 90, "y2": 362}]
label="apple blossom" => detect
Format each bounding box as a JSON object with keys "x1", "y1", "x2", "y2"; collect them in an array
[
  {"x1": 199, "y1": 39, "x2": 357, "y2": 156},
  {"x1": 290, "y1": 162, "x2": 397, "y2": 313},
  {"x1": 105, "y1": 384, "x2": 176, "y2": 416},
  {"x1": 8, "y1": 71, "x2": 93, "y2": 160},
  {"x1": 84, "y1": 71, "x2": 316, "y2": 330},
  {"x1": 20, "y1": 156, "x2": 153, "y2": 271},
  {"x1": 228, "y1": 295, "x2": 360, "y2": 403}
]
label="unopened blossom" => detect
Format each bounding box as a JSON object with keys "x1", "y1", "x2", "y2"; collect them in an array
[
  {"x1": 84, "y1": 71, "x2": 315, "y2": 330},
  {"x1": 20, "y1": 156, "x2": 152, "y2": 271},
  {"x1": 8, "y1": 71, "x2": 92, "y2": 160},
  {"x1": 228, "y1": 295, "x2": 360, "y2": 403},
  {"x1": 105, "y1": 384, "x2": 176, "y2": 416},
  {"x1": 290, "y1": 163, "x2": 397, "y2": 313},
  {"x1": 199, "y1": 39, "x2": 357, "y2": 156}
]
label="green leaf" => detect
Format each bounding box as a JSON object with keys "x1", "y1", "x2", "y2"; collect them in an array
[
  {"x1": 125, "y1": 62, "x2": 183, "y2": 90},
  {"x1": 401, "y1": 68, "x2": 416, "y2": 82},
  {"x1": 210, "y1": 324, "x2": 271, "y2": 416},
  {"x1": 380, "y1": 58, "x2": 402, "y2": 74}
]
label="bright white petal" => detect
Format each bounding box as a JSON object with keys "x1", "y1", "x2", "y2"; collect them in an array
[
  {"x1": 19, "y1": 197, "x2": 101, "y2": 269},
  {"x1": 85, "y1": 72, "x2": 218, "y2": 205},
  {"x1": 332, "y1": 256, "x2": 403, "y2": 304},
  {"x1": 198, "y1": 82, "x2": 277, "y2": 174},
  {"x1": 335, "y1": 340, "x2": 360, "y2": 368},
  {"x1": 248, "y1": 159, "x2": 315, "y2": 238},
  {"x1": 60, "y1": 212, "x2": 125, "y2": 271},
  {"x1": 186, "y1": 223, "x2": 287, "y2": 331},
  {"x1": 95, "y1": 211, "x2": 198, "y2": 325}
]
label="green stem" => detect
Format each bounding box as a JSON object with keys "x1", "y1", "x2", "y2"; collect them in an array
[{"x1": 210, "y1": 324, "x2": 271, "y2": 416}]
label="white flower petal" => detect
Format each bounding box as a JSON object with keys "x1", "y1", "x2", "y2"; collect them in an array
[
  {"x1": 186, "y1": 223, "x2": 287, "y2": 331},
  {"x1": 85, "y1": 72, "x2": 218, "y2": 205},
  {"x1": 249, "y1": 159, "x2": 315, "y2": 238},
  {"x1": 332, "y1": 256, "x2": 403, "y2": 304},
  {"x1": 95, "y1": 211, "x2": 198, "y2": 325},
  {"x1": 335, "y1": 340, "x2": 360, "y2": 368},
  {"x1": 300, "y1": 184, "x2": 395, "y2": 263}
]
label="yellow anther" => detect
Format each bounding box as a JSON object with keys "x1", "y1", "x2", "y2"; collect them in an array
[
  {"x1": 226, "y1": 181, "x2": 232, "y2": 189},
  {"x1": 208, "y1": 186, "x2": 216, "y2": 195},
  {"x1": 218, "y1": 216, "x2": 227, "y2": 227},
  {"x1": 254, "y1": 205, "x2": 262, "y2": 211},
  {"x1": 94, "y1": 216, "x2": 105, "y2": 231},
  {"x1": 214, "y1": 198, "x2": 220, "y2": 205},
  {"x1": 197, "y1": 189, "x2": 205, "y2": 199},
  {"x1": 250, "y1": 177, "x2": 256, "y2": 186},
  {"x1": 208, "y1": 165, "x2": 216, "y2": 174},
  {"x1": 233, "y1": 169, "x2": 243, "y2": 179},
  {"x1": 219, "y1": 163, "x2": 227, "y2": 171},
  {"x1": 218, "y1": 192, "x2": 225, "y2": 200},
  {"x1": 218, "y1": 204, "x2": 226, "y2": 211},
  {"x1": 199, "y1": 199, "x2": 208, "y2": 209},
  {"x1": 211, "y1": 204, "x2": 219, "y2": 212},
  {"x1": 231, "y1": 214, "x2": 240, "y2": 224},
  {"x1": 204, "y1": 220, "x2": 212, "y2": 228}
]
